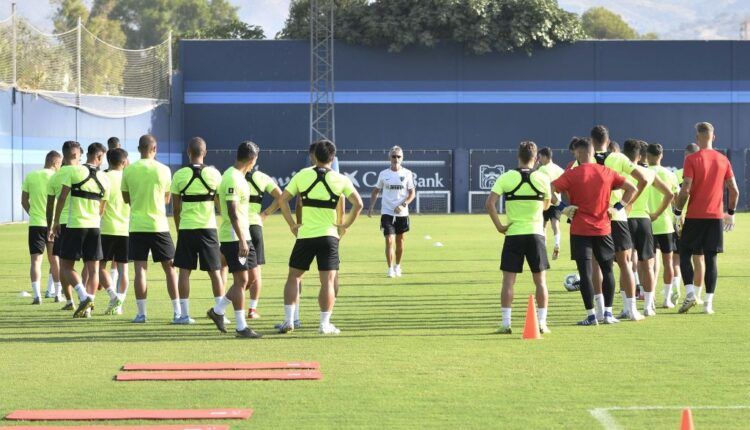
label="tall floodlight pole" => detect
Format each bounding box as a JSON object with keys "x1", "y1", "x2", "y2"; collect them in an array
[{"x1": 309, "y1": 0, "x2": 335, "y2": 144}]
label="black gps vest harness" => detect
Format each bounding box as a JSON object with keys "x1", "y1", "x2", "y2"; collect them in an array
[
  {"x1": 594, "y1": 152, "x2": 611, "y2": 166},
  {"x1": 70, "y1": 164, "x2": 105, "y2": 201},
  {"x1": 299, "y1": 167, "x2": 340, "y2": 209},
  {"x1": 245, "y1": 171, "x2": 263, "y2": 204},
  {"x1": 503, "y1": 168, "x2": 545, "y2": 202},
  {"x1": 179, "y1": 164, "x2": 216, "y2": 202}
]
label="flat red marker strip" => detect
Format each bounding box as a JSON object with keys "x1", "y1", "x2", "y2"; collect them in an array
[
  {"x1": 122, "y1": 362, "x2": 320, "y2": 371},
  {"x1": 116, "y1": 370, "x2": 323, "y2": 381},
  {"x1": 5, "y1": 409, "x2": 252, "y2": 421},
  {"x1": 0, "y1": 426, "x2": 230, "y2": 430}
]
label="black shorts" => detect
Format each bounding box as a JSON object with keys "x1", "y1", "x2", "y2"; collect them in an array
[
  {"x1": 28, "y1": 226, "x2": 48, "y2": 255},
  {"x1": 60, "y1": 227, "x2": 103, "y2": 262},
  {"x1": 174, "y1": 229, "x2": 222, "y2": 271},
  {"x1": 381, "y1": 215, "x2": 410, "y2": 236},
  {"x1": 249, "y1": 225, "x2": 265, "y2": 265},
  {"x1": 611, "y1": 220, "x2": 633, "y2": 252},
  {"x1": 570, "y1": 234, "x2": 615, "y2": 263},
  {"x1": 289, "y1": 236, "x2": 340, "y2": 271},
  {"x1": 101, "y1": 234, "x2": 129, "y2": 263},
  {"x1": 672, "y1": 226, "x2": 680, "y2": 249},
  {"x1": 52, "y1": 224, "x2": 67, "y2": 256},
  {"x1": 679, "y1": 218, "x2": 723, "y2": 255},
  {"x1": 500, "y1": 234, "x2": 550, "y2": 273},
  {"x1": 129, "y1": 232, "x2": 175, "y2": 262},
  {"x1": 220, "y1": 240, "x2": 257, "y2": 273},
  {"x1": 653, "y1": 233, "x2": 676, "y2": 253},
  {"x1": 627, "y1": 218, "x2": 655, "y2": 261},
  {"x1": 543, "y1": 206, "x2": 561, "y2": 222}
]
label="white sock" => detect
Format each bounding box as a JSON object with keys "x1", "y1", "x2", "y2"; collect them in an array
[
  {"x1": 604, "y1": 306, "x2": 613, "y2": 315},
  {"x1": 46, "y1": 274, "x2": 54, "y2": 293},
  {"x1": 67, "y1": 299, "x2": 74, "y2": 305},
  {"x1": 171, "y1": 299, "x2": 181, "y2": 317},
  {"x1": 235, "y1": 310, "x2": 247, "y2": 331},
  {"x1": 644, "y1": 292, "x2": 654, "y2": 310},
  {"x1": 537, "y1": 307, "x2": 547, "y2": 324},
  {"x1": 586, "y1": 308, "x2": 595, "y2": 316},
  {"x1": 74, "y1": 283, "x2": 87, "y2": 301},
  {"x1": 54, "y1": 282, "x2": 62, "y2": 296},
  {"x1": 663, "y1": 283, "x2": 673, "y2": 300},
  {"x1": 214, "y1": 296, "x2": 222, "y2": 306},
  {"x1": 624, "y1": 297, "x2": 635, "y2": 314},
  {"x1": 672, "y1": 275, "x2": 681, "y2": 289},
  {"x1": 554, "y1": 233, "x2": 561, "y2": 248},
  {"x1": 320, "y1": 311, "x2": 332, "y2": 326},
  {"x1": 395, "y1": 264, "x2": 401, "y2": 270},
  {"x1": 594, "y1": 294, "x2": 604, "y2": 318},
  {"x1": 620, "y1": 290, "x2": 627, "y2": 307},
  {"x1": 634, "y1": 271, "x2": 641, "y2": 286},
  {"x1": 501, "y1": 307, "x2": 511, "y2": 327},
  {"x1": 213, "y1": 297, "x2": 231, "y2": 315},
  {"x1": 695, "y1": 286, "x2": 703, "y2": 299},
  {"x1": 705, "y1": 293, "x2": 714, "y2": 307},
  {"x1": 249, "y1": 299, "x2": 258, "y2": 310},
  {"x1": 117, "y1": 292, "x2": 126, "y2": 301},
  {"x1": 179, "y1": 299, "x2": 189, "y2": 317},
  {"x1": 136, "y1": 299, "x2": 147, "y2": 316},
  {"x1": 294, "y1": 302, "x2": 300, "y2": 321},
  {"x1": 284, "y1": 304, "x2": 295, "y2": 325},
  {"x1": 685, "y1": 284, "x2": 695, "y2": 297},
  {"x1": 31, "y1": 281, "x2": 41, "y2": 299},
  {"x1": 106, "y1": 286, "x2": 117, "y2": 300}
]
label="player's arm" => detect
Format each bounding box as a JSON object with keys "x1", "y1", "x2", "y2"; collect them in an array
[
  {"x1": 164, "y1": 191, "x2": 171, "y2": 205},
  {"x1": 336, "y1": 195, "x2": 345, "y2": 224},
  {"x1": 617, "y1": 179, "x2": 638, "y2": 206},
  {"x1": 21, "y1": 191, "x2": 30, "y2": 215},
  {"x1": 122, "y1": 192, "x2": 130, "y2": 205},
  {"x1": 648, "y1": 175, "x2": 674, "y2": 221},
  {"x1": 338, "y1": 189, "x2": 363, "y2": 238},
  {"x1": 52, "y1": 186, "x2": 69, "y2": 239},
  {"x1": 400, "y1": 187, "x2": 416, "y2": 211},
  {"x1": 261, "y1": 186, "x2": 283, "y2": 221},
  {"x1": 294, "y1": 195, "x2": 303, "y2": 225},
  {"x1": 629, "y1": 166, "x2": 650, "y2": 203},
  {"x1": 99, "y1": 201, "x2": 108, "y2": 216},
  {"x1": 227, "y1": 200, "x2": 249, "y2": 257},
  {"x1": 171, "y1": 194, "x2": 182, "y2": 230},
  {"x1": 46, "y1": 195, "x2": 55, "y2": 228},
  {"x1": 724, "y1": 176, "x2": 740, "y2": 231},
  {"x1": 280, "y1": 190, "x2": 300, "y2": 236},
  {"x1": 674, "y1": 177, "x2": 691, "y2": 211},
  {"x1": 368, "y1": 187, "x2": 380, "y2": 217},
  {"x1": 485, "y1": 192, "x2": 509, "y2": 234}
]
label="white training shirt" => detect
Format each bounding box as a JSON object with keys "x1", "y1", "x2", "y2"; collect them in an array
[{"x1": 376, "y1": 167, "x2": 415, "y2": 216}]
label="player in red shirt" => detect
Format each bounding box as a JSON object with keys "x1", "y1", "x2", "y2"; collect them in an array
[
  {"x1": 552, "y1": 138, "x2": 637, "y2": 325},
  {"x1": 674, "y1": 122, "x2": 739, "y2": 314}
]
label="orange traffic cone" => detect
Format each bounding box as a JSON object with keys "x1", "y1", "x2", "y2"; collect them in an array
[
  {"x1": 522, "y1": 295, "x2": 541, "y2": 340},
  {"x1": 681, "y1": 408, "x2": 694, "y2": 430}
]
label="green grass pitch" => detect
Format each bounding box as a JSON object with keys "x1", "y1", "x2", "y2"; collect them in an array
[{"x1": 0, "y1": 214, "x2": 748, "y2": 429}]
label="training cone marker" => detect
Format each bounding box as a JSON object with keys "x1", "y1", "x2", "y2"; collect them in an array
[
  {"x1": 522, "y1": 295, "x2": 542, "y2": 340},
  {"x1": 681, "y1": 408, "x2": 694, "y2": 430},
  {"x1": 424, "y1": 235, "x2": 431, "y2": 240},
  {"x1": 434, "y1": 242, "x2": 443, "y2": 247},
  {"x1": 19, "y1": 291, "x2": 31, "y2": 297}
]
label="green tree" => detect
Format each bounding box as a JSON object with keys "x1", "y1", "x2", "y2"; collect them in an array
[
  {"x1": 182, "y1": 20, "x2": 265, "y2": 40},
  {"x1": 52, "y1": 0, "x2": 90, "y2": 33},
  {"x1": 581, "y1": 7, "x2": 654, "y2": 40}
]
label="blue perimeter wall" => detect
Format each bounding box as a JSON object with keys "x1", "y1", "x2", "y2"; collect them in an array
[{"x1": 181, "y1": 40, "x2": 750, "y2": 212}]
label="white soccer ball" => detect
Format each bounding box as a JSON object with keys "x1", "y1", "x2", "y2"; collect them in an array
[{"x1": 563, "y1": 273, "x2": 580, "y2": 292}]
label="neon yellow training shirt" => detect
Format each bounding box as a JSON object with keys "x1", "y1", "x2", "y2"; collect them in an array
[
  {"x1": 22, "y1": 168, "x2": 55, "y2": 227},
  {"x1": 247, "y1": 170, "x2": 277, "y2": 227},
  {"x1": 218, "y1": 166, "x2": 250, "y2": 243},
  {"x1": 122, "y1": 158, "x2": 172, "y2": 233},
  {"x1": 649, "y1": 165, "x2": 679, "y2": 235},
  {"x1": 170, "y1": 165, "x2": 222, "y2": 230},
  {"x1": 47, "y1": 165, "x2": 76, "y2": 226},
  {"x1": 626, "y1": 165, "x2": 655, "y2": 219},
  {"x1": 284, "y1": 168, "x2": 355, "y2": 239},
  {"x1": 491, "y1": 169, "x2": 550, "y2": 236},
  {"x1": 601, "y1": 152, "x2": 637, "y2": 222},
  {"x1": 100, "y1": 169, "x2": 129, "y2": 236},
  {"x1": 537, "y1": 162, "x2": 564, "y2": 203},
  {"x1": 63, "y1": 164, "x2": 110, "y2": 229}
]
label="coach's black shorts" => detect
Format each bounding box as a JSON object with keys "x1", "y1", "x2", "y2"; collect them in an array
[
  {"x1": 542, "y1": 206, "x2": 561, "y2": 222},
  {"x1": 679, "y1": 218, "x2": 723, "y2": 255},
  {"x1": 570, "y1": 234, "x2": 615, "y2": 263},
  {"x1": 611, "y1": 220, "x2": 633, "y2": 252},
  {"x1": 129, "y1": 232, "x2": 175, "y2": 262},
  {"x1": 101, "y1": 234, "x2": 129, "y2": 263},
  {"x1": 28, "y1": 226, "x2": 48, "y2": 255},
  {"x1": 653, "y1": 233, "x2": 676, "y2": 253},
  {"x1": 381, "y1": 215, "x2": 410, "y2": 236},
  {"x1": 249, "y1": 225, "x2": 266, "y2": 265},
  {"x1": 220, "y1": 240, "x2": 257, "y2": 273},
  {"x1": 174, "y1": 229, "x2": 222, "y2": 271},
  {"x1": 289, "y1": 236, "x2": 340, "y2": 271},
  {"x1": 500, "y1": 234, "x2": 550, "y2": 273},
  {"x1": 627, "y1": 217, "x2": 655, "y2": 261},
  {"x1": 60, "y1": 227, "x2": 103, "y2": 262},
  {"x1": 52, "y1": 224, "x2": 67, "y2": 256}
]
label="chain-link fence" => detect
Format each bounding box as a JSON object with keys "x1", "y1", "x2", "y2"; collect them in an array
[{"x1": 0, "y1": 9, "x2": 171, "y2": 118}]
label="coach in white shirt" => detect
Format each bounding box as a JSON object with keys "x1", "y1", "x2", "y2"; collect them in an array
[{"x1": 368, "y1": 146, "x2": 416, "y2": 278}]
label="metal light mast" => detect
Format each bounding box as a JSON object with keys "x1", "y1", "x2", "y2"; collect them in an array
[{"x1": 309, "y1": 0, "x2": 335, "y2": 144}]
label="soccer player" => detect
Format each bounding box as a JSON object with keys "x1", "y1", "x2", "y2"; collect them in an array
[
  {"x1": 100, "y1": 148, "x2": 130, "y2": 315},
  {"x1": 206, "y1": 141, "x2": 263, "y2": 338},
  {"x1": 107, "y1": 137, "x2": 121, "y2": 150},
  {"x1": 486, "y1": 141, "x2": 551, "y2": 334},
  {"x1": 367, "y1": 145, "x2": 416, "y2": 277},
  {"x1": 672, "y1": 143, "x2": 700, "y2": 304},
  {"x1": 536, "y1": 147, "x2": 565, "y2": 259},
  {"x1": 52, "y1": 142, "x2": 110, "y2": 318},
  {"x1": 623, "y1": 140, "x2": 673, "y2": 316},
  {"x1": 122, "y1": 134, "x2": 180, "y2": 323},
  {"x1": 645, "y1": 143, "x2": 680, "y2": 308},
  {"x1": 171, "y1": 137, "x2": 223, "y2": 325},
  {"x1": 552, "y1": 138, "x2": 637, "y2": 325},
  {"x1": 277, "y1": 139, "x2": 363, "y2": 335},
  {"x1": 674, "y1": 122, "x2": 738, "y2": 314},
  {"x1": 22, "y1": 151, "x2": 62, "y2": 304},
  {"x1": 245, "y1": 148, "x2": 283, "y2": 319}
]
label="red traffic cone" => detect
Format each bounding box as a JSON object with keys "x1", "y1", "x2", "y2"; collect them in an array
[
  {"x1": 681, "y1": 408, "x2": 694, "y2": 430},
  {"x1": 522, "y1": 295, "x2": 541, "y2": 340}
]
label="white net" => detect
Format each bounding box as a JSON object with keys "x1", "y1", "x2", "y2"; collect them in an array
[
  {"x1": 0, "y1": 12, "x2": 170, "y2": 118},
  {"x1": 415, "y1": 191, "x2": 451, "y2": 214},
  {"x1": 468, "y1": 191, "x2": 504, "y2": 214}
]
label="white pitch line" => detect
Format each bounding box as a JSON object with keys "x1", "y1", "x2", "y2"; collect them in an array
[{"x1": 590, "y1": 405, "x2": 750, "y2": 430}]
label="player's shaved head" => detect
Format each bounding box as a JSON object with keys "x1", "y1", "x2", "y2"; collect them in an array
[
  {"x1": 62, "y1": 141, "x2": 81, "y2": 159},
  {"x1": 685, "y1": 143, "x2": 699, "y2": 155},
  {"x1": 107, "y1": 136, "x2": 120, "y2": 150},
  {"x1": 623, "y1": 139, "x2": 641, "y2": 162},
  {"x1": 538, "y1": 147, "x2": 552, "y2": 159},
  {"x1": 138, "y1": 134, "x2": 157, "y2": 153},
  {"x1": 107, "y1": 148, "x2": 128, "y2": 168},
  {"x1": 45, "y1": 150, "x2": 62, "y2": 168},
  {"x1": 187, "y1": 136, "x2": 207, "y2": 158}
]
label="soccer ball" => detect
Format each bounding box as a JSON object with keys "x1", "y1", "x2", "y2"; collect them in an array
[{"x1": 563, "y1": 273, "x2": 580, "y2": 292}]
